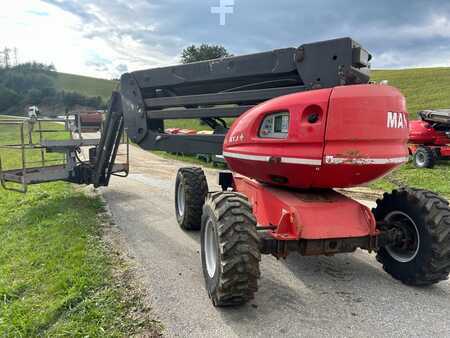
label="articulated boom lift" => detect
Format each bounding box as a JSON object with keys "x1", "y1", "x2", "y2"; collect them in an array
[
  {"x1": 1, "y1": 37, "x2": 450, "y2": 307},
  {"x1": 409, "y1": 109, "x2": 450, "y2": 168}
]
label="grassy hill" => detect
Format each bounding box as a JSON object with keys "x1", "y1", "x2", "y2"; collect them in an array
[
  {"x1": 55, "y1": 72, "x2": 118, "y2": 101},
  {"x1": 372, "y1": 67, "x2": 450, "y2": 117}
]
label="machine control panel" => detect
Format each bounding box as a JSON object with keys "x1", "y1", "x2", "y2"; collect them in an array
[{"x1": 259, "y1": 112, "x2": 290, "y2": 139}]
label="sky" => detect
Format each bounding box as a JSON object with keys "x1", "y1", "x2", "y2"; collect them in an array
[{"x1": 1, "y1": 0, "x2": 450, "y2": 79}]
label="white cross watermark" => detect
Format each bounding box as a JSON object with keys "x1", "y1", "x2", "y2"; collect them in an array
[{"x1": 211, "y1": 0, "x2": 234, "y2": 26}]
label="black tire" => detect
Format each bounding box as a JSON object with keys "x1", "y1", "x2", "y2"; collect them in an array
[
  {"x1": 175, "y1": 167, "x2": 208, "y2": 230},
  {"x1": 201, "y1": 192, "x2": 261, "y2": 306},
  {"x1": 413, "y1": 146, "x2": 435, "y2": 168},
  {"x1": 373, "y1": 188, "x2": 450, "y2": 286},
  {"x1": 433, "y1": 148, "x2": 442, "y2": 161}
]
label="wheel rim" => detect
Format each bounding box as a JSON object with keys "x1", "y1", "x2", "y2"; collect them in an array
[
  {"x1": 204, "y1": 219, "x2": 218, "y2": 278},
  {"x1": 416, "y1": 152, "x2": 426, "y2": 166},
  {"x1": 384, "y1": 211, "x2": 420, "y2": 263},
  {"x1": 177, "y1": 181, "x2": 185, "y2": 217}
]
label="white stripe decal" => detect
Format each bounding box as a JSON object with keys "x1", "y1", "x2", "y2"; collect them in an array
[
  {"x1": 223, "y1": 151, "x2": 321, "y2": 166},
  {"x1": 281, "y1": 157, "x2": 322, "y2": 166},
  {"x1": 324, "y1": 156, "x2": 409, "y2": 165},
  {"x1": 223, "y1": 152, "x2": 409, "y2": 166},
  {"x1": 223, "y1": 152, "x2": 270, "y2": 162}
]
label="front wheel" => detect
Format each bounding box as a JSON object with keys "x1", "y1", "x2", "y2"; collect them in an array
[
  {"x1": 175, "y1": 167, "x2": 208, "y2": 230},
  {"x1": 201, "y1": 192, "x2": 261, "y2": 306},
  {"x1": 413, "y1": 146, "x2": 435, "y2": 168},
  {"x1": 373, "y1": 188, "x2": 450, "y2": 286}
]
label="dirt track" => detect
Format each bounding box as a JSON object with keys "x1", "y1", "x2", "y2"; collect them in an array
[{"x1": 100, "y1": 145, "x2": 450, "y2": 337}]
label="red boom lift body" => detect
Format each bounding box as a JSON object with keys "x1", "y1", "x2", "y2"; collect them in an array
[
  {"x1": 223, "y1": 84, "x2": 408, "y2": 250},
  {"x1": 224, "y1": 85, "x2": 408, "y2": 189}
]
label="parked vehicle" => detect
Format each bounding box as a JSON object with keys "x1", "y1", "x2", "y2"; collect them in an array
[{"x1": 409, "y1": 110, "x2": 450, "y2": 168}]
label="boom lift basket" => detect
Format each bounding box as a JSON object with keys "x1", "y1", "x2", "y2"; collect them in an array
[{"x1": 0, "y1": 115, "x2": 129, "y2": 193}]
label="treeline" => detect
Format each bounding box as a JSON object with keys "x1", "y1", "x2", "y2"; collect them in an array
[{"x1": 0, "y1": 62, "x2": 105, "y2": 115}]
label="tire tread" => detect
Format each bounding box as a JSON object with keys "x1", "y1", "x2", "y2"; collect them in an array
[
  {"x1": 202, "y1": 192, "x2": 261, "y2": 306},
  {"x1": 176, "y1": 167, "x2": 208, "y2": 230},
  {"x1": 373, "y1": 188, "x2": 450, "y2": 286}
]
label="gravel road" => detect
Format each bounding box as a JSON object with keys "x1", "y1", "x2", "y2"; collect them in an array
[{"x1": 100, "y1": 145, "x2": 450, "y2": 338}]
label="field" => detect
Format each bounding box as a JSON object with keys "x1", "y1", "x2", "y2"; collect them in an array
[
  {"x1": 0, "y1": 118, "x2": 158, "y2": 336},
  {"x1": 372, "y1": 67, "x2": 450, "y2": 118},
  {"x1": 370, "y1": 162, "x2": 450, "y2": 198},
  {"x1": 55, "y1": 72, "x2": 118, "y2": 101},
  {"x1": 0, "y1": 118, "x2": 68, "y2": 175}
]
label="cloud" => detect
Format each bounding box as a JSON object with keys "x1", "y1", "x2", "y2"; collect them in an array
[
  {"x1": 115, "y1": 63, "x2": 128, "y2": 74},
  {"x1": 8, "y1": 0, "x2": 450, "y2": 77},
  {"x1": 27, "y1": 9, "x2": 49, "y2": 16}
]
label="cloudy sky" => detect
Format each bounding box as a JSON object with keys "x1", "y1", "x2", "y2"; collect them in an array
[{"x1": 1, "y1": 0, "x2": 450, "y2": 79}]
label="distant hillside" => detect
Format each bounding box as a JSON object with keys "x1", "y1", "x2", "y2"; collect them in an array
[
  {"x1": 372, "y1": 67, "x2": 450, "y2": 117},
  {"x1": 0, "y1": 63, "x2": 107, "y2": 116},
  {"x1": 54, "y1": 67, "x2": 450, "y2": 117},
  {"x1": 55, "y1": 73, "x2": 118, "y2": 101}
]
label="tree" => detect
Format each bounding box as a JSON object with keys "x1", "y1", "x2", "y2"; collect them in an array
[
  {"x1": 0, "y1": 85, "x2": 20, "y2": 111},
  {"x1": 1, "y1": 47, "x2": 11, "y2": 68},
  {"x1": 180, "y1": 44, "x2": 231, "y2": 64}
]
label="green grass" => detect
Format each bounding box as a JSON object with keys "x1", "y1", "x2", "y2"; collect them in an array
[
  {"x1": 369, "y1": 162, "x2": 450, "y2": 198},
  {"x1": 0, "y1": 120, "x2": 159, "y2": 336},
  {"x1": 372, "y1": 68, "x2": 450, "y2": 117},
  {"x1": 55, "y1": 73, "x2": 118, "y2": 101},
  {"x1": 0, "y1": 118, "x2": 68, "y2": 173}
]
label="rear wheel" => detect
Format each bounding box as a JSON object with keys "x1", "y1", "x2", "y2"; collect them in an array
[
  {"x1": 413, "y1": 146, "x2": 435, "y2": 168},
  {"x1": 433, "y1": 148, "x2": 442, "y2": 161},
  {"x1": 373, "y1": 188, "x2": 450, "y2": 286},
  {"x1": 175, "y1": 167, "x2": 208, "y2": 230},
  {"x1": 201, "y1": 192, "x2": 261, "y2": 306}
]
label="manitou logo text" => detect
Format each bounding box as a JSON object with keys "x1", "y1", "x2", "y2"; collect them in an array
[
  {"x1": 387, "y1": 112, "x2": 408, "y2": 129},
  {"x1": 229, "y1": 133, "x2": 245, "y2": 143}
]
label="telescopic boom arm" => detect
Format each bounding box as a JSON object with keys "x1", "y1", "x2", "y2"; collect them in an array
[{"x1": 117, "y1": 37, "x2": 371, "y2": 156}]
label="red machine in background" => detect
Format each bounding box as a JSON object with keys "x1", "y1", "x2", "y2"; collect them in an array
[
  {"x1": 409, "y1": 110, "x2": 450, "y2": 168},
  {"x1": 74, "y1": 110, "x2": 104, "y2": 133}
]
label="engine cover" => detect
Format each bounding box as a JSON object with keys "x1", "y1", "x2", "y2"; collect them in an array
[
  {"x1": 223, "y1": 84, "x2": 409, "y2": 189},
  {"x1": 409, "y1": 120, "x2": 450, "y2": 146}
]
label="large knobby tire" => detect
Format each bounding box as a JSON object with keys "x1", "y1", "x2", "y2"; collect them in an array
[
  {"x1": 433, "y1": 148, "x2": 442, "y2": 161},
  {"x1": 201, "y1": 192, "x2": 261, "y2": 306},
  {"x1": 413, "y1": 146, "x2": 435, "y2": 168},
  {"x1": 175, "y1": 167, "x2": 208, "y2": 231},
  {"x1": 373, "y1": 188, "x2": 450, "y2": 286}
]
